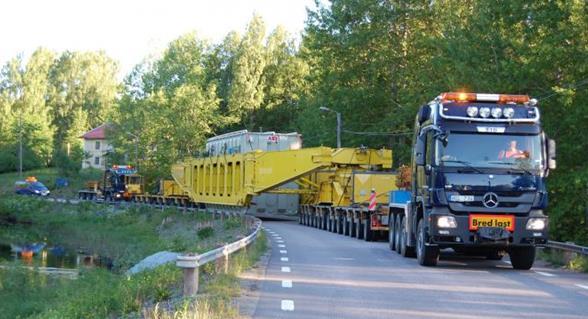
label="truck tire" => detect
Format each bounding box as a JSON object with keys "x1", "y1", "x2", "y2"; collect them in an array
[
  {"x1": 416, "y1": 219, "x2": 439, "y2": 266},
  {"x1": 344, "y1": 218, "x2": 350, "y2": 236},
  {"x1": 400, "y1": 216, "x2": 416, "y2": 257},
  {"x1": 388, "y1": 213, "x2": 396, "y2": 251},
  {"x1": 349, "y1": 217, "x2": 355, "y2": 238},
  {"x1": 363, "y1": 218, "x2": 373, "y2": 242},
  {"x1": 509, "y1": 247, "x2": 536, "y2": 270},
  {"x1": 356, "y1": 218, "x2": 363, "y2": 239},
  {"x1": 394, "y1": 215, "x2": 402, "y2": 253}
]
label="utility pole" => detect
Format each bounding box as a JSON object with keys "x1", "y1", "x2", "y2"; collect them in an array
[
  {"x1": 18, "y1": 112, "x2": 23, "y2": 178},
  {"x1": 319, "y1": 106, "x2": 342, "y2": 148},
  {"x1": 336, "y1": 111, "x2": 342, "y2": 149}
]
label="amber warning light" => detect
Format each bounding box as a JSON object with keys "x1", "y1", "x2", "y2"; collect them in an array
[{"x1": 441, "y1": 92, "x2": 530, "y2": 104}]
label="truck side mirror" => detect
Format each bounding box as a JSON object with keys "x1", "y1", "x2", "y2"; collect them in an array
[
  {"x1": 415, "y1": 134, "x2": 426, "y2": 166},
  {"x1": 548, "y1": 139, "x2": 556, "y2": 170},
  {"x1": 417, "y1": 105, "x2": 431, "y2": 124}
]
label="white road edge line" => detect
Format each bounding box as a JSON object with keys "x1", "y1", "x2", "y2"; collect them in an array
[
  {"x1": 281, "y1": 300, "x2": 295, "y2": 311},
  {"x1": 535, "y1": 271, "x2": 556, "y2": 277},
  {"x1": 281, "y1": 257, "x2": 289, "y2": 262},
  {"x1": 280, "y1": 250, "x2": 287, "y2": 254},
  {"x1": 281, "y1": 266, "x2": 291, "y2": 272},
  {"x1": 575, "y1": 284, "x2": 588, "y2": 290},
  {"x1": 282, "y1": 280, "x2": 293, "y2": 288}
]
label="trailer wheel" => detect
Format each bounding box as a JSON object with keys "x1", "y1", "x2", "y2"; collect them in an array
[
  {"x1": 416, "y1": 219, "x2": 439, "y2": 266},
  {"x1": 342, "y1": 217, "x2": 349, "y2": 236},
  {"x1": 348, "y1": 217, "x2": 355, "y2": 237},
  {"x1": 363, "y1": 218, "x2": 373, "y2": 242},
  {"x1": 509, "y1": 247, "x2": 535, "y2": 270},
  {"x1": 355, "y1": 218, "x2": 363, "y2": 239}
]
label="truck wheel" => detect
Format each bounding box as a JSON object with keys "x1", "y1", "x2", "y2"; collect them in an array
[
  {"x1": 363, "y1": 218, "x2": 373, "y2": 242},
  {"x1": 394, "y1": 215, "x2": 402, "y2": 253},
  {"x1": 416, "y1": 219, "x2": 439, "y2": 266},
  {"x1": 349, "y1": 217, "x2": 355, "y2": 237},
  {"x1": 388, "y1": 214, "x2": 396, "y2": 251},
  {"x1": 509, "y1": 247, "x2": 536, "y2": 270}
]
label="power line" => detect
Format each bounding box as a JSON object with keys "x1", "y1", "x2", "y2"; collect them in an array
[
  {"x1": 342, "y1": 129, "x2": 412, "y2": 136},
  {"x1": 536, "y1": 77, "x2": 588, "y2": 102}
]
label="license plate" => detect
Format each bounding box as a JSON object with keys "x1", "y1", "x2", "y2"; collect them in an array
[{"x1": 469, "y1": 214, "x2": 514, "y2": 232}]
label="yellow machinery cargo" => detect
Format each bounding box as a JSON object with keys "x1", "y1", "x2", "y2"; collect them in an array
[{"x1": 171, "y1": 146, "x2": 398, "y2": 241}]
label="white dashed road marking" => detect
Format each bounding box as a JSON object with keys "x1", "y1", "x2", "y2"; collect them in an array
[
  {"x1": 575, "y1": 284, "x2": 588, "y2": 290},
  {"x1": 282, "y1": 280, "x2": 293, "y2": 288},
  {"x1": 535, "y1": 271, "x2": 556, "y2": 277},
  {"x1": 280, "y1": 250, "x2": 287, "y2": 254},
  {"x1": 281, "y1": 266, "x2": 291, "y2": 272},
  {"x1": 281, "y1": 300, "x2": 295, "y2": 311},
  {"x1": 276, "y1": 240, "x2": 284, "y2": 243},
  {"x1": 334, "y1": 257, "x2": 354, "y2": 261},
  {"x1": 281, "y1": 257, "x2": 289, "y2": 262},
  {"x1": 278, "y1": 244, "x2": 286, "y2": 248}
]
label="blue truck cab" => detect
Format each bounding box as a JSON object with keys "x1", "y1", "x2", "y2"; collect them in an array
[{"x1": 388, "y1": 92, "x2": 556, "y2": 269}]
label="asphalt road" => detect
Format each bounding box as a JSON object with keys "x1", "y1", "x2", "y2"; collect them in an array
[{"x1": 253, "y1": 221, "x2": 588, "y2": 319}]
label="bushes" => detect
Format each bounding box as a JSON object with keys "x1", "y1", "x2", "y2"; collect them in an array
[{"x1": 547, "y1": 168, "x2": 588, "y2": 245}]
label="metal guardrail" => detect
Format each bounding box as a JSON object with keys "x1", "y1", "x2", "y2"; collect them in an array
[
  {"x1": 545, "y1": 240, "x2": 588, "y2": 256},
  {"x1": 176, "y1": 216, "x2": 263, "y2": 296}
]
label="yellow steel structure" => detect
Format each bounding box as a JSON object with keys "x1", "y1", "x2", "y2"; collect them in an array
[{"x1": 171, "y1": 147, "x2": 392, "y2": 207}]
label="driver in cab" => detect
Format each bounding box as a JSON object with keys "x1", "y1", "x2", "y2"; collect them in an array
[{"x1": 498, "y1": 140, "x2": 529, "y2": 159}]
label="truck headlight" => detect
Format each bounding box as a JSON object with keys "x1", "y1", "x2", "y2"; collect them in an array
[
  {"x1": 479, "y1": 107, "x2": 491, "y2": 118},
  {"x1": 526, "y1": 218, "x2": 546, "y2": 230},
  {"x1": 437, "y1": 216, "x2": 457, "y2": 228},
  {"x1": 466, "y1": 106, "x2": 478, "y2": 117}
]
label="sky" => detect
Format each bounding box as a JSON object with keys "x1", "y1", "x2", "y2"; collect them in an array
[{"x1": 0, "y1": 0, "x2": 316, "y2": 77}]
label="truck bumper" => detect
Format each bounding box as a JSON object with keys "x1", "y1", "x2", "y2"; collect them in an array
[{"x1": 429, "y1": 215, "x2": 548, "y2": 248}]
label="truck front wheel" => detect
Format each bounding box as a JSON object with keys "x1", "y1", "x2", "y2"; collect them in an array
[
  {"x1": 388, "y1": 213, "x2": 395, "y2": 251},
  {"x1": 416, "y1": 219, "x2": 439, "y2": 266},
  {"x1": 509, "y1": 247, "x2": 536, "y2": 270}
]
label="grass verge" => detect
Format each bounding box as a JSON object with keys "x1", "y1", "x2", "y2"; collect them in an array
[
  {"x1": 0, "y1": 196, "x2": 251, "y2": 319},
  {"x1": 144, "y1": 231, "x2": 268, "y2": 319},
  {"x1": 537, "y1": 248, "x2": 588, "y2": 273}
]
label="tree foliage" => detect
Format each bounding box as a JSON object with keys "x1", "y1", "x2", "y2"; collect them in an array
[{"x1": 1, "y1": 4, "x2": 587, "y2": 242}]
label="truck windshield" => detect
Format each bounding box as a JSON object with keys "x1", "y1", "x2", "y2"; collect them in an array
[{"x1": 439, "y1": 133, "x2": 544, "y2": 171}]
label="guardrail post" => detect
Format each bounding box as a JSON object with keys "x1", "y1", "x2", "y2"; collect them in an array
[
  {"x1": 176, "y1": 255, "x2": 200, "y2": 296},
  {"x1": 223, "y1": 246, "x2": 229, "y2": 274}
]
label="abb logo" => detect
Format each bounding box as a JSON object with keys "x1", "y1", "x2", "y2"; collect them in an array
[{"x1": 267, "y1": 135, "x2": 279, "y2": 143}]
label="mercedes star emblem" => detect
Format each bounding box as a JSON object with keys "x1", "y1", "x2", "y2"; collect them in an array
[{"x1": 483, "y1": 192, "x2": 499, "y2": 208}]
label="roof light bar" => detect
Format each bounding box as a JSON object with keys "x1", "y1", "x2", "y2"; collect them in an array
[{"x1": 440, "y1": 92, "x2": 531, "y2": 104}]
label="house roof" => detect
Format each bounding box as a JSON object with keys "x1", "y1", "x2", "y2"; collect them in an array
[{"x1": 81, "y1": 124, "x2": 110, "y2": 140}]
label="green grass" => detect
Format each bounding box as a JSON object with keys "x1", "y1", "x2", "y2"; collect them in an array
[
  {"x1": 145, "y1": 231, "x2": 268, "y2": 319},
  {"x1": 0, "y1": 196, "x2": 253, "y2": 319},
  {"x1": 537, "y1": 248, "x2": 588, "y2": 273},
  {"x1": 0, "y1": 167, "x2": 101, "y2": 198}
]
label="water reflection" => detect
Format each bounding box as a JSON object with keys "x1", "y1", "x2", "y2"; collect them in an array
[{"x1": 0, "y1": 243, "x2": 113, "y2": 270}]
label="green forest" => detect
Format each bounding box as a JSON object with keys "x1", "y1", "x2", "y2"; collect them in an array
[{"x1": 1, "y1": 1, "x2": 587, "y2": 243}]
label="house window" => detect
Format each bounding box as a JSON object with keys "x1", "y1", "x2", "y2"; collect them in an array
[
  {"x1": 95, "y1": 141, "x2": 101, "y2": 150},
  {"x1": 94, "y1": 157, "x2": 100, "y2": 165}
]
